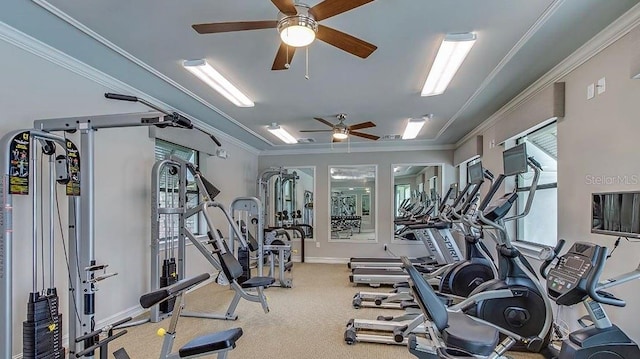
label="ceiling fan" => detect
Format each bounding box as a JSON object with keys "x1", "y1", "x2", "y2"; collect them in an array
[
  {"x1": 191, "y1": 0, "x2": 378, "y2": 70},
  {"x1": 300, "y1": 114, "x2": 380, "y2": 142}
]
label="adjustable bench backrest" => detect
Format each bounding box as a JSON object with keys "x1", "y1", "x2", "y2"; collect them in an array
[
  {"x1": 208, "y1": 231, "x2": 243, "y2": 282},
  {"x1": 401, "y1": 256, "x2": 449, "y2": 332}
]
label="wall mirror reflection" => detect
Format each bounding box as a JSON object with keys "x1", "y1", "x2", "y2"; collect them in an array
[
  {"x1": 329, "y1": 165, "x2": 377, "y2": 241},
  {"x1": 393, "y1": 164, "x2": 443, "y2": 241},
  {"x1": 268, "y1": 166, "x2": 315, "y2": 238}
]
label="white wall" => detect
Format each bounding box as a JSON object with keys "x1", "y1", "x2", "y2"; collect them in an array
[
  {"x1": 259, "y1": 150, "x2": 455, "y2": 260},
  {"x1": 471, "y1": 25, "x2": 640, "y2": 341}
]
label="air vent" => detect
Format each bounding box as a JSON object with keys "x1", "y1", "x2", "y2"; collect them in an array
[
  {"x1": 382, "y1": 134, "x2": 402, "y2": 140},
  {"x1": 297, "y1": 138, "x2": 316, "y2": 143}
]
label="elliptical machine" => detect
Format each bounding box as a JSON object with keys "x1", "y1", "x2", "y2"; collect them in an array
[
  {"x1": 543, "y1": 241, "x2": 640, "y2": 358},
  {"x1": 457, "y1": 143, "x2": 553, "y2": 352},
  {"x1": 438, "y1": 161, "x2": 498, "y2": 297}
]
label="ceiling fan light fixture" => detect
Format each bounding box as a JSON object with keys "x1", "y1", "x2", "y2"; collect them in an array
[
  {"x1": 402, "y1": 118, "x2": 427, "y2": 140},
  {"x1": 278, "y1": 15, "x2": 318, "y2": 47},
  {"x1": 268, "y1": 123, "x2": 298, "y2": 144},
  {"x1": 421, "y1": 32, "x2": 477, "y2": 97},
  {"x1": 183, "y1": 59, "x2": 254, "y2": 107},
  {"x1": 332, "y1": 128, "x2": 349, "y2": 140}
]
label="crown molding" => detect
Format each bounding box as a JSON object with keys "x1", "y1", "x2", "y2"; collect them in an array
[
  {"x1": 0, "y1": 18, "x2": 262, "y2": 156},
  {"x1": 456, "y1": 2, "x2": 640, "y2": 148},
  {"x1": 31, "y1": 0, "x2": 273, "y2": 149},
  {"x1": 436, "y1": 0, "x2": 565, "y2": 140},
  {"x1": 260, "y1": 142, "x2": 455, "y2": 156}
]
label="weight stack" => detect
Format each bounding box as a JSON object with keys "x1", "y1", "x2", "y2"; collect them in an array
[
  {"x1": 159, "y1": 258, "x2": 177, "y2": 313},
  {"x1": 45, "y1": 289, "x2": 64, "y2": 359},
  {"x1": 23, "y1": 291, "x2": 65, "y2": 359},
  {"x1": 238, "y1": 248, "x2": 251, "y2": 284}
]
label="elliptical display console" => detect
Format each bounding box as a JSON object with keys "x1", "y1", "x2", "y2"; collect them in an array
[
  {"x1": 547, "y1": 243, "x2": 597, "y2": 306},
  {"x1": 547, "y1": 241, "x2": 640, "y2": 359}
]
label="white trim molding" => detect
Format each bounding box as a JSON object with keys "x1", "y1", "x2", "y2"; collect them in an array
[
  {"x1": 437, "y1": 0, "x2": 565, "y2": 140},
  {"x1": 261, "y1": 143, "x2": 456, "y2": 156},
  {"x1": 0, "y1": 17, "x2": 262, "y2": 156},
  {"x1": 456, "y1": 2, "x2": 640, "y2": 148},
  {"x1": 31, "y1": 0, "x2": 272, "y2": 148}
]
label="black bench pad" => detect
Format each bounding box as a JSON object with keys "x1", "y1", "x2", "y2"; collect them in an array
[
  {"x1": 443, "y1": 311, "x2": 499, "y2": 356},
  {"x1": 179, "y1": 328, "x2": 243, "y2": 358},
  {"x1": 241, "y1": 276, "x2": 275, "y2": 288}
]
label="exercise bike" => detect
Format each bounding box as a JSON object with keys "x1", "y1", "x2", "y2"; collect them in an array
[{"x1": 543, "y1": 241, "x2": 640, "y2": 358}]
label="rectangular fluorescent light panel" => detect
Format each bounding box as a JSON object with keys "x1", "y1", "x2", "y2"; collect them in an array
[
  {"x1": 268, "y1": 125, "x2": 298, "y2": 144},
  {"x1": 402, "y1": 118, "x2": 426, "y2": 140},
  {"x1": 421, "y1": 33, "x2": 477, "y2": 97},
  {"x1": 183, "y1": 59, "x2": 254, "y2": 107}
]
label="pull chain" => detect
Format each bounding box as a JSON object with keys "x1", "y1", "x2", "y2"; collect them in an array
[
  {"x1": 305, "y1": 47, "x2": 309, "y2": 80},
  {"x1": 285, "y1": 44, "x2": 290, "y2": 69}
]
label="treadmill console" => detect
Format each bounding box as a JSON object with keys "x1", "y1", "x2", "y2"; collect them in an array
[
  {"x1": 483, "y1": 192, "x2": 518, "y2": 222},
  {"x1": 547, "y1": 242, "x2": 602, "y2": 306}
]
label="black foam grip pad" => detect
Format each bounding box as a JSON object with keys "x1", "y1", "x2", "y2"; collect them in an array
[
  {"x1": 140, "y1": 273, "x2": 210, "y2": 308},
  {"x1": 104, "y1": 93, "x2": 138, "y2": 102}
]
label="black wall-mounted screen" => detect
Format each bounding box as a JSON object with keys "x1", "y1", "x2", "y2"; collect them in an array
[
  {"x1": 592, "y1": 191, "x2": 640, "y2": 239},
  {"x1": 468, "y1": 162, "x2": 484, "y2": 184},
  {"x1": 503, "y1": 143, "x2": 528, "y2": 176}
]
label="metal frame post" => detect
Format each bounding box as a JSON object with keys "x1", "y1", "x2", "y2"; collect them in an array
[{"x1": 0, "y1": 130, "x2": 68, "y2": 358}]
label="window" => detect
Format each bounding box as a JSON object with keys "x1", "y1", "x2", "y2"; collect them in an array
[
  {"x1": 155, "y1": 140, "x2": 200, "y2": 237},
  {"x1": 515, "y1": 122, "x2": 557, "y2": 246}
]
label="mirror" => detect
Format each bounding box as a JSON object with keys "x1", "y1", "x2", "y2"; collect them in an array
[
  {"x1": 392, "y1": 164, "x2": 443, "y2": 239},
  {"x1": 329, "y1": 165, "x2": 377, "y2": 241},
  {"x1": 268, "y1": 166, "x2": 315, "y2": 237}
]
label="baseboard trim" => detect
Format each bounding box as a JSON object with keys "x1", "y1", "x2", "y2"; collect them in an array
[{"x1": 303, "y1": 257, "x2": 350, "y2": 264}]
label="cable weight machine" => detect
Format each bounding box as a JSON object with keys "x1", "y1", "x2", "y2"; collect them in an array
[
  {"x1": 0, "y1": 130, "x2": 78, "y2": 358},
  {"x1": 25, "y1": 93, "x2": 223, "y2": 358}
]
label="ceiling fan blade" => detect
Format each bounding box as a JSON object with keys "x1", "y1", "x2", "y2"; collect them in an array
[
  {"x1": 348, "y1": 121, "x2": 376, "y2": 131},
  {"x1": 314, "y1": 117, "x2": 335, "y2": 127},
  {"x1": 300, "y1": 130, "x2": 333, "y2": 132},
  {"x1": 192, "y1": 21, "x2": 278, "y2": 34},
  {"x1": 272, "y1": 43, "x2": 296, "y2": 70},
  {"x1": 316, "y1": 25, "x2": 377, "y2": 59},
  {"x1": 310, "y1": 0, "x2": 374, "y2": 21},
  {"x1": 271, "y1": 0, "x2": 297, "y2": 14},
  {"x1": 350, "y1": 131, "x2": 380, "y2": 140}
]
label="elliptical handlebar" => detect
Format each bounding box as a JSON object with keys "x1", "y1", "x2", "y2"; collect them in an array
[
  {"x1": 478, "y1": 174, "x2": 506, "y2": 211},
  {"x1": 540, "y1": 239, "x2": 566, "y2": 279},
  {"x1": 504, "y1": 158, "x2": 542, "y2": 222},
  {"x1": 587, "y1": 249, "x2": 627, "y2": 307}
]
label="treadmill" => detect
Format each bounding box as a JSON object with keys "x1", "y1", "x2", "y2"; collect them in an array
[
  {"x1": 347, "y1": 186, "x2": 457, "y2": 270},
  {"x1": 349, "y1": 175, "x2": 484, "y2": 286}
]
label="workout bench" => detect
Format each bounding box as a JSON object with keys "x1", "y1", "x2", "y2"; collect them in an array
[{"x1": 116, "y1": 273, "x2": 244, "y2": 359}]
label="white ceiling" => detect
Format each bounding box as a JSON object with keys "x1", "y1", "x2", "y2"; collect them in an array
[{"x1": 37, "y1": 0, "x2": 639, "y2": 150}]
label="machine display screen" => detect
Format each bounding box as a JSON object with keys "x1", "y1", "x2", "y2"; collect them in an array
[
  {"x1": 503, "y1": 143, "x2": 528, "y2": 176},
  {"x1": 592, "y1": 192, "x2": 640, "y2": 239},
  {"x1": 564, "y1": 257, "x2": 584, "y2": 271},
  {"x1": 468, "y1": 162, "x2": 484, "y2": 184}
]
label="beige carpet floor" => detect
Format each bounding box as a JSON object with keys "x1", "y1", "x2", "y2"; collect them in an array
[{"x1": 110, "y1": 263, "x2": 545, "y2": 358}]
